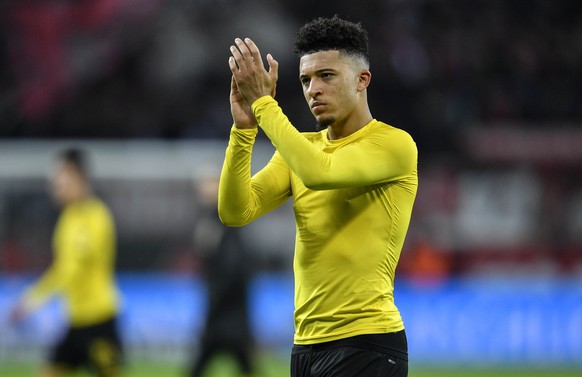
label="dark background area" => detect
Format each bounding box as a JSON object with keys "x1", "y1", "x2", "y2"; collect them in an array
[{"x1": 1, "y1": 0, "x2": 582, "y2": 276}]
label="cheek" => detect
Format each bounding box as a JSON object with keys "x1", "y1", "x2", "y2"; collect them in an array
[
  {"x1": 335, "y1": 84, "x2": 357, "y2": 106},
  {"x1": 53, "y1": 180, "x2": 67, "y2": 199},
  {"x1": 54, "y1": 174, "x2": 75, "y2": 197}
]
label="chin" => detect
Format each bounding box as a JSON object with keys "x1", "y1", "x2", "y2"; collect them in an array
[{"x1": 315, "y1": 116, "x2": 335, "y2": 131}]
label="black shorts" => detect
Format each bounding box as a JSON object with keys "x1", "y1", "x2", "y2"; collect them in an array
[
  {"x1": 291, "y1": 331, "x2": 408, "y2": 377},
  {"x1": 50, "y1": 316, "x2": 123, "y2": 376}
]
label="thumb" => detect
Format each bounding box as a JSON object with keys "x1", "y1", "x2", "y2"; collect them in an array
[
  {"x1": 267, "y1": 54, "x2": 278, "y2": 98},
  {"x1": 267, "y1": 54, "x2": 279, "y2": 81},
  {"x1": 230, "y1": 75, "x2": 237, "y2": 94}
]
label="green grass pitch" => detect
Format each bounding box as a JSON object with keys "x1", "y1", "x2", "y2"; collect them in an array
[{"x1": 1, "y1": 353, "x2": 579, "y2": 377}]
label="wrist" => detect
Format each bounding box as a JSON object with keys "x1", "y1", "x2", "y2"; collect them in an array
[
  {"x1": 233, "y1": 122, "x2": 258, "y2": 130},
  {"x1": 251, "y1": 95, "x2": 276, "y2": 114}
]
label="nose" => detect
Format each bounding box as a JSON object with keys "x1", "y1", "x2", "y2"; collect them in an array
[{"x1": 306, "y1": 79, "x2": 321, "y2": 98}]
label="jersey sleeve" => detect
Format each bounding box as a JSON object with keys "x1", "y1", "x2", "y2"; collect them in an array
[
  {"x1": 251, "y1": 96, "x2": 417, "y2": 190},
  {"x1": 218, "y1": 125, "x2": 292, "y2": 226},
  {"x1": 22, "y1": 223, "x2": 89, "y2": 311}
]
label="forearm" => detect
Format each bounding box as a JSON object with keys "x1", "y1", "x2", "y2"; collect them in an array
[
  {"x1": 252, "y1": 96, "x2": 417, "y2": 189},
  {"x1": 23, "y1": 262, "x2": 78, "y2": 310},
  {"x1": 218, "y1": 126, "x2": 258, "y2": 226},
  {"x1": 251, "y1": 96, "x2": 332, "y2": 188},
  {"x1": 218, "y1": 125, "x2": 292, "y2": 225}
]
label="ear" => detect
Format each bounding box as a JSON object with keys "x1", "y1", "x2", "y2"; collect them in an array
[{"x1": 357, "y1": 70, "x2": 371, "y2": 91}]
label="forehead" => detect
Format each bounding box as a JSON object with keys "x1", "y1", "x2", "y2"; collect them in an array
[
  {"x1": 54, "y1": 161, "x2": 81, "y2": 179},
  {"x1": 299, "y1": 50, "x2": 351, "y2": 75}
]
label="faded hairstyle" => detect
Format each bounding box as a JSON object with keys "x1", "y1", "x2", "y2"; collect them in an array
[{"x1": 293, "y1": 15, "x2": 369, "y2": 66}]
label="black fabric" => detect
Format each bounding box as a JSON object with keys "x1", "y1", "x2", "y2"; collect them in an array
[
  {"x1": 189, "y1": 209, "x2": 255, "y2": 377},
  {"x1": 50, "y1": 316, "x2": 123, "y2": 377},
  {"x1": 202, "y1": 225, "x2": 252, "y2": 343},
  {"x1": 291, "y1": 331, "x2": 408, "y2": 377}
]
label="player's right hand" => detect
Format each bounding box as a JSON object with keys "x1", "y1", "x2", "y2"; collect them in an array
[{"x1": 229, "y1": 75, "x2": 257, "y2": 129}]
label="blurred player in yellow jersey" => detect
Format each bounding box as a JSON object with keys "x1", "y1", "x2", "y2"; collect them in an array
[
  {"x1": 10, "y1": 148, "x2": 123, "y2": 377},
  {"x1": 223, "y1": 16, "x2": 417, "y2": 377}
]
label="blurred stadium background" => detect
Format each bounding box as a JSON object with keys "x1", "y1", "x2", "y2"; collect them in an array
[{"x1": 1, "y1": 0, "x2": 581, "y2": 376}]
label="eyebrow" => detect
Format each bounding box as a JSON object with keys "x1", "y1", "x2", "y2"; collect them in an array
[{"x1": 299, "y1": 68, "x2": 337, "y2": 79}]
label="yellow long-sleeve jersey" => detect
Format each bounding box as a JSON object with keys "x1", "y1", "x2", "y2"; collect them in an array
[
  {"x1": 219, "y1": 96, "x2": 418, "y2": 344},
  {"x1": 23, "y1": 196, "x2": 120, "y2": 327}
]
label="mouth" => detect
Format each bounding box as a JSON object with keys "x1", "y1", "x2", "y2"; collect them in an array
[{"x1": 311, "y1": 101, "x2": 326, "y2": 113}]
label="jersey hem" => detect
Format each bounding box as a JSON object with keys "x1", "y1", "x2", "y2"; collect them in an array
[{"x1": 293, "y1": 325, "x2": 405, "y2": 345}]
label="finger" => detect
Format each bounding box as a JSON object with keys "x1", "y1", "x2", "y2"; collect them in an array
[
  {"x1": 244, "y1": 38, "x2": 263, "y2": 68},
  {"x1": 267, "y1": 54, "x2": 278, "y2": 98},
  {"x1": 229, "y1": 44, "x2": 245, "y2": 70},
  {"x1": 228, "y1": 56, "x2": 239, "y2": 76},
  {"x1": 234, "y1": 38, "x2": 254, "y2": 66},
  {"x1": 267, "y1": 54, "x2": 279, "y2": 80},
  {"x1": 230, "y1": 75, "x2": 237, "y2": 93}
]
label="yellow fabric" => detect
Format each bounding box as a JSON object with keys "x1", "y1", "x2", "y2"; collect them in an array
[
  {"x1": 23, "y1": 197, "x2": 119, "y2": 327},
  {"x1": 219, "y1": 96, "x2": 418, "y2": 344}
]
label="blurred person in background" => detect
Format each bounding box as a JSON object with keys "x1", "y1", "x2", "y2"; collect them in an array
[
  {"x1": 188, "y1": 175, "x2": 256, "y2": 377},
  {"x1": 10, "y1": 148, "x2": 124, "y2": 377},
  {"x1": 221, "y1": 15, "x2": 417, "y2": 377}
]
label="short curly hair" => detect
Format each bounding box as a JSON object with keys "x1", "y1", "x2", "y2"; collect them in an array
[{"x1": 294, "y1": 15, "x2": 369, "y2": 65}]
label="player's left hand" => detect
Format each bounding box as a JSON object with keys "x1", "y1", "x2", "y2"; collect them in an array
[
  {"x1": 230, "y1": 75, "x2": 256, "y2": 129},
  {"x1": 228, "y1": 38, "x2": 278, "y2": 105}
]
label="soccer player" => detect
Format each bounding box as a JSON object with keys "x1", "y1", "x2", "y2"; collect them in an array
[
  {"x1": 10, "y1": 148, "x2": 123, "y2": 377},
  {"x1": 221, "y1": 16, "x2": 418, "y2": 377}
]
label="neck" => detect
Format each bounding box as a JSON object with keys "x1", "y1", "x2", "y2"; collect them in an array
[
  {"x1": 67, "y1": 190, "x2": 91, "y2": 206},
  {"x1": 327, "y1": 106, "x2": 373, "y2": 140}
]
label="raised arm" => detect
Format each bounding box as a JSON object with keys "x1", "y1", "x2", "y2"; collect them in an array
[
  {"x1": 251, "y1": 96, "x2": 417, "y2": 190},
  {"x1": 218, "y1": 127, "x2": 292, "y2": 226}
]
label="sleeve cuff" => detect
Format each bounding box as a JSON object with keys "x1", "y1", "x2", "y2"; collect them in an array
[
  {"x1": 230, "y1": 125, "x2": 259, "y2": 145},
  {"x1": 251, "y1": 95, "x2": 277, "y2": 114}
]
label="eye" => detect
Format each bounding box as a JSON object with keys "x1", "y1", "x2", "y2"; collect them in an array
[
  {"x1": 300, "y1": 77, "x2": 310, "y2": 86},
  {"x1": 321, "y1": 72, "x2": 334, "y2": 79}
]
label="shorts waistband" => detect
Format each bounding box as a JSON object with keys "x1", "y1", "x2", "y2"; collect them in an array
[{"x1": 292, "y1": 331, "x2": 408, "y2": 360}]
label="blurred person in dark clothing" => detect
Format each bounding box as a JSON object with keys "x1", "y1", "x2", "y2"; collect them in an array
[
  {"x1": 10, "y1": 148, "x2": 123, "y2": 377},
  {"x1": 189, "y1": 175, "x2": 256, "y2": 377}
]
